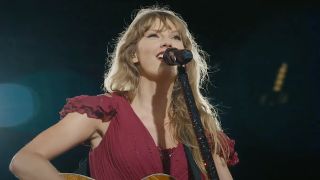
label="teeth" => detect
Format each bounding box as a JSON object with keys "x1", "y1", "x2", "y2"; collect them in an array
[{"x1": 157, "y1": 51, "x2": 165, "y2": 59}]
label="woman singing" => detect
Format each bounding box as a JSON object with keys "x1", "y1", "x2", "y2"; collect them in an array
[{"x1": 9, "y1": 6, "x2": 238, "y2": 180}]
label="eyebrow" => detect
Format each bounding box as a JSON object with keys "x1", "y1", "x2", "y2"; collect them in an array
[{"x1": 146, "y1": 29, "x2": 180, "y2": 34}]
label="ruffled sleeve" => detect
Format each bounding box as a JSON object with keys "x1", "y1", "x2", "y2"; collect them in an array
[
  {"x1": 59, "y1": 95, "x2": 116, "y2": 122},
  {"x1": 218, "y1": 132, "x2": 239, "y2": 166}
]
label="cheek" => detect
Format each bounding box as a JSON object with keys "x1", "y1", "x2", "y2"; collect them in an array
[
  {"x1": 137, "y1": 41, "x2": 156, "y2": 56},
  {"x1": 137, "y1": 48, "x2": 153, "y2": 63},
  {"x1": 137, "y1": 46, "x2": 159, "y2": 64},
  {"x1": 175, "y1": 41, "x2": 185, "y2": 49}
]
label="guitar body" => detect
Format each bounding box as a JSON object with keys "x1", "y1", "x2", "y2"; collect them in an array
[
  {"x1": 60, "y1": 173, "x2": 175, "y2": 180},
  {"x1": 142, "y1": 173, "x2": 176, "y2": 180},
  {"x1": 60, "y1": 173, "x2": 94, "y2": 180}
]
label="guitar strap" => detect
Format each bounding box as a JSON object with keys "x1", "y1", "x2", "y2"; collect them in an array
[{"x1": 183, "y1": 144, "x2": 201, "y2": 180}]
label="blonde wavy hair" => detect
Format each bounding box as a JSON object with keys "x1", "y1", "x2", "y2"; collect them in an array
[{"x1": 104, "y1": 6, "x2": 230, "y2": 176}]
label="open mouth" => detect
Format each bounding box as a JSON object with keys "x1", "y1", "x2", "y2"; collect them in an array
[
  {"x1": 157, "y1": 55, "x2": 164, "y2": 59},
  {"x1": 156, "y1": 51, "x2": 165, "y2": 59}
]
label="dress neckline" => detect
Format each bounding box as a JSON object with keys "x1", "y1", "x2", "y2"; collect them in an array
[{"x1": 123, "y1": 95, "x2": 179, "y2": 150}]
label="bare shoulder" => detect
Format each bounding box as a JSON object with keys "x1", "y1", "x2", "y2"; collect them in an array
[
  {"x1": 102, "y1": 93, "x2": 112, "y2": 97},
  {"x1": 100, "y1": 91, "x2": 128, "y2": 99},
  {"x1": 20, "y1": 112, "x2": 104, "y2": 160}
]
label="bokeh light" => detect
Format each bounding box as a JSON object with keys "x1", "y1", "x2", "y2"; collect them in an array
[{"x1": 0, "y1": 83, "x2": 35, "y2": 127}]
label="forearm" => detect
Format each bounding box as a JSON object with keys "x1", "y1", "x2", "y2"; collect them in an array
[{"x1": 10, "y1": 150, "x2": 64, "y2": 180}]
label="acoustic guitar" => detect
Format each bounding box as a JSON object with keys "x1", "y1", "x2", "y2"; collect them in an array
[{"x1": 60, "y1": 173, "x2": 175, "y2": 180}]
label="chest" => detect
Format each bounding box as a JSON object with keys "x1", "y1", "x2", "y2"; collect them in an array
[{"x1": 139, "y1": 116, "x2": 178, "y2": 149}]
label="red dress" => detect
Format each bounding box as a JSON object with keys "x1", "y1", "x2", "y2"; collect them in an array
[{"x1": 60, "y1": 94, "x2": 238, "y2": 180}]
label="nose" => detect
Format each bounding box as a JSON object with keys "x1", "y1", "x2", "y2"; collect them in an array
[{"x1": 160, "y1": 38, "x2": 173, "y2": 48}]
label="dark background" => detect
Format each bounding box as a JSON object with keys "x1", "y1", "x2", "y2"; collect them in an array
[{"x1": 1, "y1": 0, "x2": 319, "y2": 179}]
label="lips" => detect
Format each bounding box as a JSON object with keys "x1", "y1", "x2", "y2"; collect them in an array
[
  {"x1": 156, "y1": 50, "x2": 166, "y2": 59},
  {"x1": 157, "y1": 54, "x2": 164, "y2": 59}
]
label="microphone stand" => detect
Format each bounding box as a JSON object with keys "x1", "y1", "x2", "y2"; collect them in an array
[{"x1": 177, "y1": 65, "x2": 219, "y2": 180}]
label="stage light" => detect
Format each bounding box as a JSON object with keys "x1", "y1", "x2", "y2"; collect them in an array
[{"x1": 0, "y1": 83, "x2": 36, "y2": 127}]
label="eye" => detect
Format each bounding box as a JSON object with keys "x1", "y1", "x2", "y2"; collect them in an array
[
  {"x1": 147, "y1": 33, "x2": 159, "y2": 38},
  {"x1": 172, "y1": 35, "x2": 181, "y2": 41}
]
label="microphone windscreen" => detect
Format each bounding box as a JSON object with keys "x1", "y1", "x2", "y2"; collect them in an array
[
  {"x1": 163, "y1": 48, "x2": 193, "y2": 66},
  {"x1": 163, "y1": 48, "x2": 178, "y2": 65}
]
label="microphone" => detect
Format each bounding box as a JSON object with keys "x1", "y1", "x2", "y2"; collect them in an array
[{"x1": 163, "y1": 48, "x2": 193, "y2": 66}]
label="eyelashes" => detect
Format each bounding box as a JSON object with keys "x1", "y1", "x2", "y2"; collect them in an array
[
  {"x1": 147, "y1": 33, "x2": 158, "y2": 38},
  {"x1": 146, "y1": 33, "x2": 182, "y2": 41},
  {"x1": 173, "y1": 35, "x2": 181, "y2": 40}
]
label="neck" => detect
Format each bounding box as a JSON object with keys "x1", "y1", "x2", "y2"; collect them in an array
[{"x1": 131, "y1": 76, "x2": 175, "y2": 122}]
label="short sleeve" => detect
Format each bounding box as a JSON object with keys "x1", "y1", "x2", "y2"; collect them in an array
[
  {"x1": 59, "y1": 95, "x2": 116, "y2": 121},
  {"x1": 218, "y1": 132, "x2": 239, "y2": 166}
]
